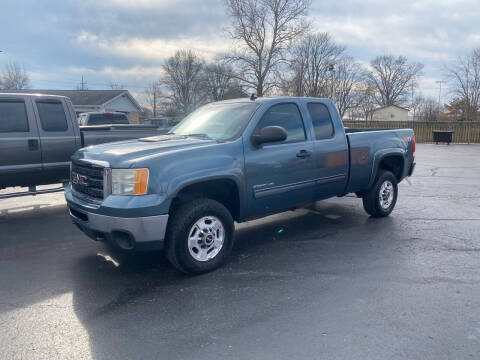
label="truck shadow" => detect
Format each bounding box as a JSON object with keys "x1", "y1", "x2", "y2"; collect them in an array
[{"x1": 68, "y1": 199, "x2": 401, "y2": 359}]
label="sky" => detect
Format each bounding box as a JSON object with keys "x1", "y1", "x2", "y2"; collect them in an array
[{"x1": 1, "y1": 0, "x2": 480, "y2": 102}]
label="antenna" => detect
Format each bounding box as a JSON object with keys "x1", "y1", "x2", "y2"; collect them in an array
[{"x1": 250, "y1": 93, "x2": 257, "y2": 101}]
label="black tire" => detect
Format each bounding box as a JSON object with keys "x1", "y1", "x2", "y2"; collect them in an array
[
  {"x1": 165, "y1": 198, "x2": 234, "y2": 274},
  {"x1": 362, "y1": 170, "x2": 398, "y2": 217}
]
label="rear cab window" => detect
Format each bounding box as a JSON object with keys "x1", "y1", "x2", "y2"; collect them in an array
[
  {"x1": 257, "y1": 103, "x2": 306, "y2": 143},
  {"x1": 307, "y1": 103, "x2": 334, "y2": 140},
  {"x1": 87, "y1": 113, "x2": 129, "y2": 125},
  {"x1": 0, "y1": 99, "x2": 29, "y2": 133},
  {"x1": 36, "y1": 100, "x2": 68, "y2": 131}
]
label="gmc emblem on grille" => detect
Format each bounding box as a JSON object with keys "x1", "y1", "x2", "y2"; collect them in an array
[{"x1": 72, "y1": 172, "x2": 88, "y2": 186}]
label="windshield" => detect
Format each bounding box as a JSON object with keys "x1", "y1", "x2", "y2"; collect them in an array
[
  {"x1": 170, "y1": 102, "x2": 259, "y2": 140},
  {"x1": 87, "y1": 113, "x2": 129, "y2": 125}
]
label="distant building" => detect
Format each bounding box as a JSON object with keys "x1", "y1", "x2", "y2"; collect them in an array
[
  {"x1": 369, "y1": 105, "x2": 409, "y2": 121},
  {"x1": 0, "y1": 89, "x2": 143, "y2": 123}
]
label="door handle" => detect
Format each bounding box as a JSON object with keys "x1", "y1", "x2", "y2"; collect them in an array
[
  {"x1": 296, "y1": 150, "x2": 312, "y2": 158},
  {"x1": 28, "y1": 139, "x2": 39, "y2": 151}
]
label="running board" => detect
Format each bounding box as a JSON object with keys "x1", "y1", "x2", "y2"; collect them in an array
[{"x1": 0, "y1": 185, "x2": 66, "y2": 199}]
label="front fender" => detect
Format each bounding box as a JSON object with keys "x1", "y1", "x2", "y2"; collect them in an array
[{"x1": 167, "y1": 169, "x2": 247, "y2": 220}]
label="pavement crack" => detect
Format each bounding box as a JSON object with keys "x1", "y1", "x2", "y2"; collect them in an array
[{"x1": 443, "y1": 247, "x2": 480, "y2": 252}]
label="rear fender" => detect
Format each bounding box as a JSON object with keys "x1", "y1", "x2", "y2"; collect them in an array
[{"x1": 368, "y1": 148, "x2": 406, "y2": 189}]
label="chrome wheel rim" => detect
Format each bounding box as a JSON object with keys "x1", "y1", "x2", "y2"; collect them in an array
[
  {"x1": 188, "y1": 216, "x2": 224, "y2": 262},
  {"x1": 379, "y1": 180, "x2": 394, "y2": 209}
]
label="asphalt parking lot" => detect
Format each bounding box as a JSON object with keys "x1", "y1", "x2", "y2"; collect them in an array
[{"x1": 1, "y1": 144, "x2": 479, "y2": 360}]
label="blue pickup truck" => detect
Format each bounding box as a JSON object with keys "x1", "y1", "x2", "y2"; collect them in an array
[{"x1": 65, "y1": 97, "x2": 415, "y2": 274}]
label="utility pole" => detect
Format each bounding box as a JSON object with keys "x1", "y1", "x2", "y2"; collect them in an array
[
  {"x1": 436, "y1": 80, "x2": 446, "y2": 112},
  {"x1": 79, "y1": 75, "x2": 87, "y2": 90},
  {"x1": 153, "y1": 88, "x2": 157, "y2": 117},
  {"x1": 411, "y1": 82, "x2": 415, "y2": 120}
]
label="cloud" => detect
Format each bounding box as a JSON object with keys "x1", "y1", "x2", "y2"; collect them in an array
[
  {"x1": 29, "y1": 65, "x2": 166, "y2": 91},
  {"x1": 466, "y1": 34, "x2": 480, "y2": 47},
  {"x1": 73, "y1": 31, "x2": 231, "y2": 62},
  {"x1": 3, "y1": 0, "x2": 480, "y2": 100}
]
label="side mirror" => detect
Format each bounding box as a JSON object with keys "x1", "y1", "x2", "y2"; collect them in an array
[{"x1": 252, "y1": 126, "x2": 288, "y2": 146}]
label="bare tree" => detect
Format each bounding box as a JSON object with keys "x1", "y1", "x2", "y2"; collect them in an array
[
  {"x1": 410, "y1": 95, "x2": 425, "y2": 120},
  {"x1": 162, "y1": 49, "x2": 205, "y2": 116},
  {"x1": 281, "y1": 32, "x2": 361, "y2": 118},
  {"x1": 286, "y1": 32, "x2": 345, "y2": 97},
  {"x1": 203, "y1": 61, "x2": 237, "y2": 102},
  {"x1": 0, "y1": 62, "x2": 31, "y2": 89},
  {"x1": 143, "y1": 80, "x2": 163, "y2": 117},
  {"x1": 417, "y1": 97, "x2": 440, "y2": 122},
  {"x1": 330, "y1": 57, "x2": 363, "y2": 118},
  {"x1": 355, "y1": 83, "x2": 377, "y2": 120},
  {"x1": 445, "y1": 98, "x2": 469, "y2": 121},
  {"x1": 108, "y1": 81, "x2": 124, "y2": 90},
  {"x1": 367, "y1": 55, "x2": 423, "y2": 106},
  {"x1": 444, "y1": 48, "x2": 480, "y2": 121},
  {"x1": 224, "y1": 0, "x2": 311, "y2": 96}
]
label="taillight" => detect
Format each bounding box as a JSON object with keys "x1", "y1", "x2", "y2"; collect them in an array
[{"x1": 412, "y1": 135, "x2": 416, "y2": 156}]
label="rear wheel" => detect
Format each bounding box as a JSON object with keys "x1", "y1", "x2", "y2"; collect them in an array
[
  {"x1": 362, "y1": 170, "x2": 398, "y2": 217},
  {"x1": 165, "y1": 198, "x2": 234, "y2": 274}
]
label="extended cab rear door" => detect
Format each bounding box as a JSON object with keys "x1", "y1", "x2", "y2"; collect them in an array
[
  {"x1": 0, "y1": 95, "x2": 42, "y2": 185},
  {"x1": 301, "y1": 100, "x2": 349, "y2": 199},
  {"x1": 32, "y1": 97, "x2": 79, "y2": 183}
]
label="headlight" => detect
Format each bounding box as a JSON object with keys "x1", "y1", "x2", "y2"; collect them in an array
[{"x1": 111, "y1": 168, "x2": 149, "y2": 196}]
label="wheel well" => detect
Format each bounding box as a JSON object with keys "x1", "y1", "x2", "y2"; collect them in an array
[
  {"x1": 170, "y1": 179, "x2": 240, "y2": 221},
  {"x1": 378, "y1": 155, "x2": 404, "y2": 181}
]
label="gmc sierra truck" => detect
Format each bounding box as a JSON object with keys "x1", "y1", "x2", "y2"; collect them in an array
[
  {"x1": 0, "y1": 93, "x2": 162, "y2": 197},
  {"x1": 66, "y1": 97, "x2": 415, "y2": 274}
]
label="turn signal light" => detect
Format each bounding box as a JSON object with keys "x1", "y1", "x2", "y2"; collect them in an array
[{"x1": 133, "y1": 169, "x2": 149, "y2": 195}]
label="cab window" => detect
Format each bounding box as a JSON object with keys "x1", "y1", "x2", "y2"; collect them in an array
[
  {"x1": 307, "y1": 103, "x2": 334, "y2": 140},
  {"x1": 36, "y1": 100, "x2": 68, "y2": 132},
  {"x1": 0, "y1": 100, "x2": 29, "y2": 132},
  {"x1": 257, "y1": 103, "x2": 306, "y2": 143}
]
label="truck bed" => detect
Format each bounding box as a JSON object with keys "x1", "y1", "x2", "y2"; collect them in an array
[
  {"x1": 344, "y1": 127, "x2": 390, "y2": 133},
  {"x1": 345, "y1": 128, "x2": 414, "y2": 194}
]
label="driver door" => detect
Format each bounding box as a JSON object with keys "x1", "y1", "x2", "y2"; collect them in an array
[{"x1": 244, "y1": 102, "x2": 315, "y2": 217}]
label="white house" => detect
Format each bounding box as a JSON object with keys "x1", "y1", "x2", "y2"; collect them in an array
[
  {"x1": 0, "y1": 89, "x2": 143, "y2": 123},
  {"x1": 369, "y1": 105, "x2": 409, "y2": 121}
]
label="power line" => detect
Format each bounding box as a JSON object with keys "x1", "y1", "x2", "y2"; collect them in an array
[{"x1": 32, "y1": 78, "x2": 148, "y2": 89}]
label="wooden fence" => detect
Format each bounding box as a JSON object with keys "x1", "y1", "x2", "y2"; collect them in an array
[{"x1": 342, "y1": 121, "x2": 480, "y2": 143}]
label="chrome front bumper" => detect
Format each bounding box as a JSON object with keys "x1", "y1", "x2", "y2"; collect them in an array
[{"x1": 69, "y1": 206, "x2": 169, "y2": 247}]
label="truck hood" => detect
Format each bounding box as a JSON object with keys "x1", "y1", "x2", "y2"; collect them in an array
[{"x1": 73, "y1": 135, "x2": 218, "y2": 168}]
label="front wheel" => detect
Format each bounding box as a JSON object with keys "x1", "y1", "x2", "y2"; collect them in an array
[
  {"x1": 362, "y1": 170, "x2": 398, "y2": 217},
  {"x1": 165, "y1": 198, "x2": 234, "y2": 274}
]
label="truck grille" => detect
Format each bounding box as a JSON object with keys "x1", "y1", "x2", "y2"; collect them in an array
[{"x1": 71, "y1": 160, "x2": 104, "y2": 200}]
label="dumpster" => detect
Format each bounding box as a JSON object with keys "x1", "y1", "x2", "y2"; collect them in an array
[{"x1": 433, "y1": 130, "x2": 453, "y2": 145}]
